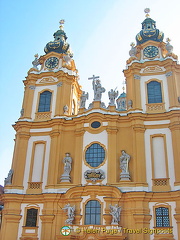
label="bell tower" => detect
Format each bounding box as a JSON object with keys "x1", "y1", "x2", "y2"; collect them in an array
[
  {"x1": 20, "y1": 20, "x2": 82, "y2": 122},
  {"x1": 124, "y1": 8, "x2": 179, "y2": 113}
]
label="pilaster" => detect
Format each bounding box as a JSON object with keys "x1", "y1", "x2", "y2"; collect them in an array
[
  {"x1": 11, "y1": 130, "x2": 30, "y2": 187},
  {"x1": 107, "y1": 128, "x2": 118, "y2": 183},
  {"x1": 132, "y1": 119, "x2": 146, "y2": 183},
  {"x1": 21, "y1": 77, "x2": 36, "y2": 119},
  {"x1": 47, "y1": 129, "x2": 61, "y2": 186},
  {"x1": 74, "y1": 129, "x2": 84, "y2": 184}
]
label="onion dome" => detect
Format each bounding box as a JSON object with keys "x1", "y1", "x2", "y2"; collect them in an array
[
  {"x1": 44, "y1": 20, "x2": 73, "y2": 57},
  {"x1": 136, "y1": 8, "x2": 164, "y2": 45}
]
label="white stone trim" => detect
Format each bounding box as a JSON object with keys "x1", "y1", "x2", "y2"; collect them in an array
[{"x1": 30, "y1": 128, "x2": 52, "y2": 132}]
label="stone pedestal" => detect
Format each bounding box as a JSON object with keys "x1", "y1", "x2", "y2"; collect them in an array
[
  {"x1": 60, "y1": 174, "x2": 71, "y2": 182},
  {"x1": 120, "y1": 172, "x2": 130, "y2": 181}
]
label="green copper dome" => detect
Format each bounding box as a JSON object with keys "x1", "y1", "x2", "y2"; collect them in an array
[
  {"x1": 136, "y1": 10, "x2": 164, "y2": 45},
  {"x1": 44, "y1": 20, "x2": 73, "y2": 57}
]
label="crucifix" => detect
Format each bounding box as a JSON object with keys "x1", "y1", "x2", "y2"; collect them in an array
[{"x1": 88, "y1": 74, "x2": 105, "y2": 101}]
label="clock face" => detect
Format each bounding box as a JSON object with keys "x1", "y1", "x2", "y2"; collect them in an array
[
  {"x1": 45, "y1": 57, "x2": 59, "y2": 69},
  {"x1": 143, "y1": 46, "x2": 159, "y2": 58}
]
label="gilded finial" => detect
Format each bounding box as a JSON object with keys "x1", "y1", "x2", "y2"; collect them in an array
[
  {"x1": 166, "y1": 37, "x2": 171, "y2": 43},
  {"x1": 144, "y1": 8, "x2": 150, "y2": 18},
  {"x1": 34, "y1": 53, "x2": 39, "y2": 58},
  {"x1": 130, "y1": 42, "x2": 135, "y2": 47},
  {"x1": 59, "y1": 19, "x2": 65, "y2": 30}
]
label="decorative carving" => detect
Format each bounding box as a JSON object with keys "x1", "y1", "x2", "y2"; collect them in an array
[
  {"x1": 109, "y1": 204, "x2": 121, "y2": 225},
  {"x1": 134, "y1": 74, "x2": 140, "y2": 80},
  {"x1": 62, "y1": 203, "x2": 75, "y2": 225},
  {"x1": 4, "y1": 169, "x2": 13, "y2": 186},
  {"x1": 28, "y1": 182, "x2": 42, "y2": 189},
  {"x1": 146, "y1": 103, "x2": 165, "y2": 112},
  {"x1": 80, "y1": 91, "x2": 89, "y2": 108},
  {"x1": 35, "y1": 112, "x2": 51, "y2": 120},
  {"x1": 39, "y1": 77, "x2": 57, "y2": 83},
  {"x1": 57, "y1": 82, "x2": 63, "y2": 87},
  {"x1": 108, "y1": 89, "x2": 119, "y2": 106},
  {"x1": 60, "y1": 153, "x2": 72, "y2": 182},
  {"x1": 29, "y1": 85, "x2": 36, "y2": 90},
  {"x1": 84, "y1": 169, "x2": 105, "y2": 182},
  {"x1": 166, "y1": 71, "x2": 172, "y2": 77},
  {"x1": 120, "y1": 150, "x2": 131, "y2": 181},
  {"x1": 142, "y1": 66, "x2": 164, "y2": 73},
  {"x1": 153, "y1": 178, "x2": 169, "y2": 186}
]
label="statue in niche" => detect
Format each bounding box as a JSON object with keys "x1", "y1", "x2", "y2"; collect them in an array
[
  {"x1": 62, "y1": 203, "x2": 75, "y2": 225},
  {"x1": 120, "y1": 150, "x2": 131, "y2": 180},
  {"x1": 80, "y1": 91, "x2": 89, "y2": 108},
  {"x1": 60, "y1": 153, "x2": 72, "y2": 182},
  {"x1": 120, "y1": 150, "x2": 130, "y2": 173},
  {"x1": 63, "y1": 105, "x2": 69, "y2": 114},
  {"x1": 92, "y1": 78, "x2": 105, "y2": 101},
  {"x1": 4, "y1": 169, "x2": 13, "y2": 186},
  {"x1": 109, "y1": 204, "x2": 121, "y2": 225},
  {"x1": 108, "y1": 88, "x2": 119, "y2": 106}
]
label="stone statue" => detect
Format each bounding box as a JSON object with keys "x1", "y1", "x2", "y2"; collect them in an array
[
  {"x1": 63, "y1": 105, "x2": 69, "y2": 114},
  {"x1": 80, "y1": 91, "x2": 89, "y2": 108},
  {"x1": 120, "y1": 150, "x2": 131, "y2": 180},
  {"x1": 4, "y1": 169, "x2": 13, "y2": 186},
  {"x1": 108, "y1": 89, "x2": 119, "y2": 106},
  {"x1": 92, "y1": 79, "x2": 105, "y2": 101},
  {"x1": 32, "y1": 54, "x2": 39, "y2": 69},
  {"x1": 60, "y1": 153, "x2": 72, "y2": 182},
  {"x1": 109, "y1": 204, "x2": 121, "y2": 225},
  {"x1": 62, "y1": 203, "x2": 75, "y2": 225}
]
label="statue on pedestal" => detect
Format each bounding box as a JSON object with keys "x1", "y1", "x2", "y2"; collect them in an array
[
  {"x1": 108, "y1": 89, "x2": 119, "y2": 106},
  {"x1": 109, "y1": 204, "x2": 121, "y2": 225},
  {"x1": 60, "y1": 153, "x2": 72, "y2": 182},
  {"x1": 120, "y1": 150, "x2": 131, "y2": 181},
  {"x1": 63, "y1": 203, "x2": 75, "y2": 225},
  {"x1": 80, "y1": 91, "x2": 89, "y2": 108},
  {"x1": 4, "y1": 169, "x2": 13, "y2": 186}
]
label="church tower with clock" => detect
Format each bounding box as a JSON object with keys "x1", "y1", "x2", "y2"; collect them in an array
[{"x1": 0, "y1": 9, "x2": 180, "y2": 240}]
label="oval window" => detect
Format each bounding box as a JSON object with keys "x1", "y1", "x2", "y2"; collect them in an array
[
  {"x1": 91, "y1": 121, "x2": 101, "y2": 128},
  {"x1": 85, "y1": 143, "x2": 105, "y2": 167}
]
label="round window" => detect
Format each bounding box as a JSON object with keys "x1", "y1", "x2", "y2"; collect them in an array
[
  {"x1": 91, "y1": 121, "x2": 101, "y2": 128},
  {"x1": 85, "y1": 143, "x2": 105, "y2": 167}
]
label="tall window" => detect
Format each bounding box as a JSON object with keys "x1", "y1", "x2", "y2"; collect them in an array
[
  {"x1": 147, "y1": 81, "x2": 162, "y2": 103},
  {"x1": 25, "y1": 208, "x2": 38, "y2": 227},
  {"x1": 155, "y1": 207, "x2": 170, "y2": 227},
  {"x1": 38, "y1": 91, "x2": 52, "y2": 112},
  {"x1": 85, "y1": 200, "x2": 101, "y2": 225}
]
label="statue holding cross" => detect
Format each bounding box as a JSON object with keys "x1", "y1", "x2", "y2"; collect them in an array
[{"x1": 88, "y1": 75, "x2": 106, "y2": 101}]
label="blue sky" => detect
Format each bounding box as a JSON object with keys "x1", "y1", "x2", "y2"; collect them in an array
[{"x1": 0, "y1": 0, "x2": 180, "y2": 186}]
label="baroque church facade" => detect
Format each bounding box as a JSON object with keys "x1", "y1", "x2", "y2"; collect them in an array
[{"x1": 0, "y1": 9, "x2": 180, "y2": 240}]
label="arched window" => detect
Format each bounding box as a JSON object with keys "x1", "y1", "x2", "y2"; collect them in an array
[
  {"x1": 147, "y1": 81, "x2": 162, "y2": 103},
  {"x1": 38, "y1": 91, "x2": 52, "y2": 112},
  {"x1": 85, "y1": 200, "x2": 101, "y2": 225},
  {"x1": 155, "y1": 207, "x2": 170, "y2": 227},
  {"x1": 25, "y1": 208, "x2": 38, "y2": 227}
]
